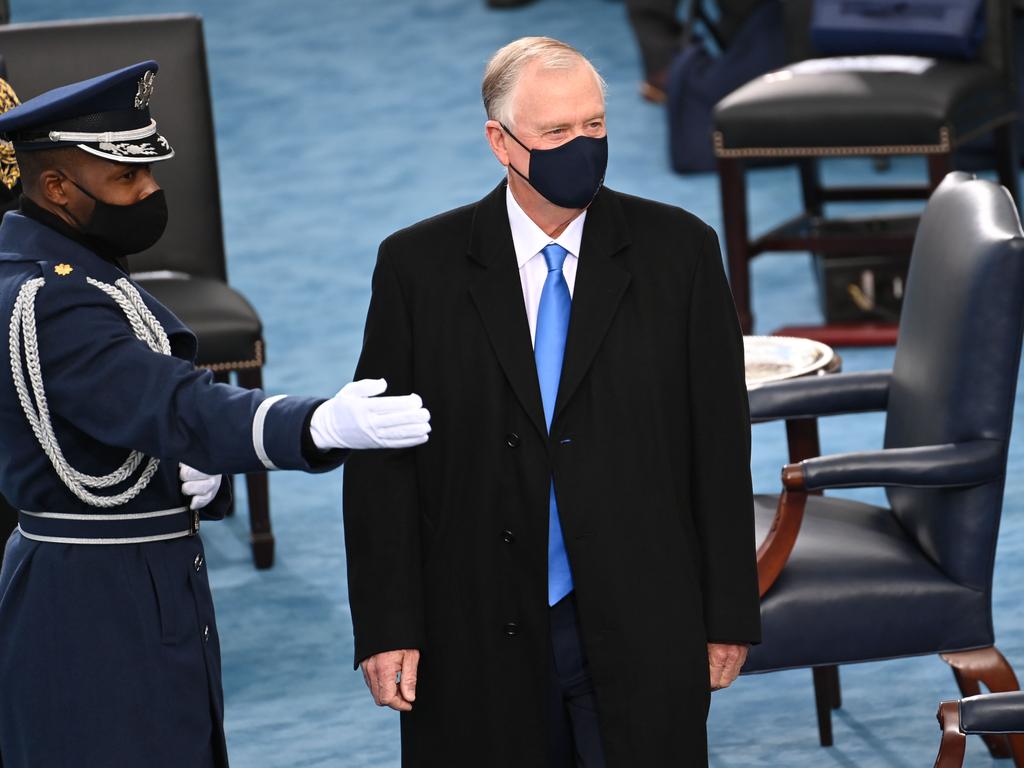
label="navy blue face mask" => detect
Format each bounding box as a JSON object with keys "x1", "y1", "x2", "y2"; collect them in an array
[{"x1": 501, "y1": 124, "x2": 608, "y2": 210}]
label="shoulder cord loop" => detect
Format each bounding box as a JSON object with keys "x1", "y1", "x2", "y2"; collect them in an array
[{"x1": 9, "y1": 276, "x2": 171, "y2": 508}]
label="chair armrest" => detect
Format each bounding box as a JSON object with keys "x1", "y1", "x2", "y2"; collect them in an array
[
  {"x1": 960, "y1": 691, "x2": 1024, "y2": 734},
  {"x1": 748, "y1": 370, "x2": 891, "y2": 423},
  {"x1": 785, "y1": 440, "x2": 1005, "y2": 492},
  {"x1": 935, "y1": 700, "x2": 967, "y2": 768}
]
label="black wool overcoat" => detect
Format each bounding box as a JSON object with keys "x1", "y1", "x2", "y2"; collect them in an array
[{"x1": 343, "y1": 182, "x2": 761, "y2": 767}]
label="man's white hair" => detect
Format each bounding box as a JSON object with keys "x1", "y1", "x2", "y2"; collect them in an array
[{"x1": 482, "y1": 36, "x2": 607, "y2": 129}]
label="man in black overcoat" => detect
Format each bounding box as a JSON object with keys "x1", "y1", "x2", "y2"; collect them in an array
[{"x1": 343, "y1": 36, "x2": 761, "y2": 767}]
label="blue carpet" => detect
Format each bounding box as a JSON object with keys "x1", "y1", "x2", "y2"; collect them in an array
[{"x1": 16, "y1": 1, "x2": 1024, "y2": 765}]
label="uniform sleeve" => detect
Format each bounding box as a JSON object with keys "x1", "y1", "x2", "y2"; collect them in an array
[
  {"x1": 342, "y1": 241, "x2": 425, "y2": 667},
  {"x1": 30, "y1": 278, "x2": 341, "y2": 476},
  {"x1": 687, "y1": 224, "x2": 762, "y2": 645}
]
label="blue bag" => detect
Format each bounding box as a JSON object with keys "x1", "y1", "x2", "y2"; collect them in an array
[{"x1": 811, "y1": 0, "x2": 986, "y2": 59}]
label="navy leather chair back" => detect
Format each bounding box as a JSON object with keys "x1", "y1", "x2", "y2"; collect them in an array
[
  {"x1": 0, "y1": 15, "x2": 226, "y2": 280},
  {"x1": 885, "y1": 172, "x2": 1024, "y2": 590}
]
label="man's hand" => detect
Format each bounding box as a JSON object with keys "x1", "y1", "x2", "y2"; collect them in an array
[
  {"x1": 708, "y1": 643, "x2": 748, "y2": 691},
  {"x1": 179, "y1": 463, "x2": 223, "y2": 510},
  {"x1": 310, "y1": 379, "x2": 431, "y2": 451},
  {"x1": 360, "y1": 649, "x2": 420, "y2": 712}
]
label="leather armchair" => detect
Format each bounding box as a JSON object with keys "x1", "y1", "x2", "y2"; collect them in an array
[
  {"x1": 745, "y1": 172, "x2": 1024, "y2": 765},
  {"x1": 936, "y1": 692, "x2": 1024, "y2": 767},
  {"x1": 0, "y1": 16, "x2": 275, "y2": 567},
  {"x1": 712, "y1": 0, "x2": 1020, "y2": 343}
]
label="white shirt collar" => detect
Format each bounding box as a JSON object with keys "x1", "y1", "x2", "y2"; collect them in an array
[{"x1": 505, "y1": 184, "x2": 586, "y2": 269}]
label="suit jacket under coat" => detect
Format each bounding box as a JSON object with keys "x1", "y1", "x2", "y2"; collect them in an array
[{"x1": 343, "y1": 182, "x2": 761, "y2": 767}]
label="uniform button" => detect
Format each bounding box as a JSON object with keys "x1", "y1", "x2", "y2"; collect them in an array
[
  {"x1": 203, "y1": 624, "x2": 210, "y2": 643},
  {"x1": 193, "y1": 554, "x2": 204, "y2": 572},
  {"x1": 502, "y1": 530, "x2": 515, "y2": 544},
  {"x1": 505, "y1": 433, "x2": 520, "y2": 448},
  {"x1": 504, "y1": 622, "x2": 519, "y2": 637}
]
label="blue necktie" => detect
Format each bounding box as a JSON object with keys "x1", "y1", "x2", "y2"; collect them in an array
[{"x1": 535, "y1": 243, "x2": 574, "y2": 606}]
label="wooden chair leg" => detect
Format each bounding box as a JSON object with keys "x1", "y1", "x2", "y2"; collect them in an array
[
  {"x1": 812, "y1": 666, "x2": 835, "y2": 747},
  {"x1": 236, "y1": 365, "x2": 274, "y2": 570},
  {"x1": 994, "y1": 121, "x2": 1021, "y2": 214},
  {"x1": 717, "y1": 156, "x2": 754, "y2": 333},
  {"x1": 798, "y1": 158, "x2": 824, "y2": 219},
  {"x1": 785, "y1": 418, "x2": 825, "y2": 503},
  {"x1": 828, "y1": 665, "x2": 841, "y2": 709},
  {"x1": 785, "y1": 417, "x2": 822, "y2": 465},
  {"x1": 934, "y1": 700, "x2": 967, "y2": 768},
  {"x1": 927, "y1": 152, "x2": 955, "y2": 191},
  {"x1": 940, "y1": 646, "x2": 1024, "y2": 764}
]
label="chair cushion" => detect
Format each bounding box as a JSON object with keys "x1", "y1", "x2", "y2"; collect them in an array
[
  {"x1": 714, "y1": 58, "x2": 1011, "y2": 155},
  {"x1": 135, "y1": 276, "x2": 263, "y2": 369},
  {"x1": 744, "y1": 493, "x2": 991, "y2": 674}
]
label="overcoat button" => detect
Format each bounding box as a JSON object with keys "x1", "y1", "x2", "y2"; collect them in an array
[
  {"x1": 203, "y1": 624, "x2": 210, "y2": 643},
  {"x1": 194, "y1": 554, "x2": 204, "y2": 572},
  {"x1": 505, "y1": 433, "x2": 520, "y2": 448},
  {"x1": 502, "y1": 530, "x2": 515, "y2": 544},
  {"x1": 504, "y1": 622, "x2": 519, "y2": 637}
]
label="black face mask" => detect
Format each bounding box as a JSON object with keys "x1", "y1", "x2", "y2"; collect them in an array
[
  {"x1": 63, "y1": 177, "x2": 168, "y2": 256},
  {"x1": 502, "y1": 124, "x2": 608, "y2": 210}
]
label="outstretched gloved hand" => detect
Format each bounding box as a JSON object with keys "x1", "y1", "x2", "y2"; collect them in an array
[
  {"x1": 310, "y1": 378, "x2": 431, "y2": 451},
  {"x1": 179, "y1": 463, "x2": 223, "y2": 510}
]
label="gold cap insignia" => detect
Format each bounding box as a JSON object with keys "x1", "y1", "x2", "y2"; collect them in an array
[
  {"x1": 54, "y1": 264, "x2": 73, "y2": 276},
  {"x1": 134, "y1": 70, "x2": 156, "y2": 110},
  {"x1": 0, "y1": 78, "x2": 20, "y2": 191}
]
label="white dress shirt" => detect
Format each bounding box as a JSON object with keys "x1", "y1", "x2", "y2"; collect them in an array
[{"x1": 506, "y1": 185, "x2": 587, "y2": 347}]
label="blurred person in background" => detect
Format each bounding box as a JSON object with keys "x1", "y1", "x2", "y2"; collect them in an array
[{"x1": 626, "y1": 0, "x2": 763, "y2": 101}]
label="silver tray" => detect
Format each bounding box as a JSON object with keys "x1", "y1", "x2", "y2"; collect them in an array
[{"x1": 744, "y1": 335, "x2": 835, "y2": 388}]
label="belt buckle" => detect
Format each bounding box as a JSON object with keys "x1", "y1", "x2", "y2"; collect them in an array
[{"x1": 189, "y1": 508, "x2": 200, "y2": 537}]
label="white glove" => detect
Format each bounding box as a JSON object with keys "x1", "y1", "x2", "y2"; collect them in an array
[
  {"x1": 179, "y1": 463, "x2": 223, "y2": 511},
  {"x1": 310, "y1": 378, "x2": 431, "y2": 450}
]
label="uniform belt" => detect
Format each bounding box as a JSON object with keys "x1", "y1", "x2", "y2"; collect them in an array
[{"x1": 18, "y1": 506, "x2": 199, "y2": 545}]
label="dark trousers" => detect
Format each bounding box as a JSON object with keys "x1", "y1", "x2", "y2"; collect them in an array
[
  {"x1": 625, "y1": 0, "x2": 768, "y2": 77},
  {"x1": 625, "y1": 0, "x2": 683, "y2": 78},
  {"x1": 548, "y1": 594, "x2": 606, "y2": 768}
]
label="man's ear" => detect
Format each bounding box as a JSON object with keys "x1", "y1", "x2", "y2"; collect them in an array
[
  {"x1": 38, "y1": 169, "x2": 71, "y2": 206},
  {"x1": 484, "y1": 120, "x2": 510, "y2": 167}
]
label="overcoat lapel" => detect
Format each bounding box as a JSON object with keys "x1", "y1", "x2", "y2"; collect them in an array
[
  {"x1": 553, "y1": 188, "x2": 631, "y2": 425},
  {"x1": 466, "y1": 184, "x2": 633, "y2": 439},
  {"x1": 467, "y1": 183, "x2": 548, "y2": 442}
]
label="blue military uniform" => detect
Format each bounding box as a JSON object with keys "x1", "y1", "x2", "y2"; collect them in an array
[{"x1": 0, "y1": 62, "x2": 345, "y2": 767}]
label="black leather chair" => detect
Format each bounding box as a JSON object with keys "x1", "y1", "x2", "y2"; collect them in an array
[
  {"x1": 0, "y1": 16, "x2": 274, "y2": 567},
  {"x1": 936, "y1": 691, "x2": 1024, "y2": 767},
  {"x1": 744, "y1": 172, "x2": 1024, "y2": 763},
  {"x1": 713, "y1": 0, "x2": 1019, "y2": 344}
]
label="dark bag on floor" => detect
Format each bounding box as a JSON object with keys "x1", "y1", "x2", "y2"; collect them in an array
[
  {"x1": 667, "y1": 0, "x2": 786, "y2": 173},
  {"x1": 811, "y1": 0, "x2": 986, "y2": 59}
]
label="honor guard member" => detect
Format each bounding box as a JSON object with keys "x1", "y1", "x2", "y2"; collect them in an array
[{"x1": 0, "y1": 61, "x2": 431, "y2": 768}]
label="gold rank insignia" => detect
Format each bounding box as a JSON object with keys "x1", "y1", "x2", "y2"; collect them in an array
[
  {"x1": 0, "y1": 78, "x2": 20, "y2": 191},
  {"x1": 54, "y1": 264, "x2": 73, "y2": 276}
]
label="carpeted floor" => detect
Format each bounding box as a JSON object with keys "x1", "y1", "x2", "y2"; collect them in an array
[{"x1": 16, "y1": 0, "x2": 1024, "y2": 765}]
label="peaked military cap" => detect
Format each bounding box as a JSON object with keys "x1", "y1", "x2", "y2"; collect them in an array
[{"x1": 0, "y1": 60, "x2": 173, "y2": 163}]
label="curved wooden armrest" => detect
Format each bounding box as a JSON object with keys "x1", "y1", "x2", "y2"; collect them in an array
[
  {"x1": 934, "y1": 700, "x2": 967, "y2": 768},
  {"x1": 756, "y1": 463, "x2": 808, "y2": 597}
]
